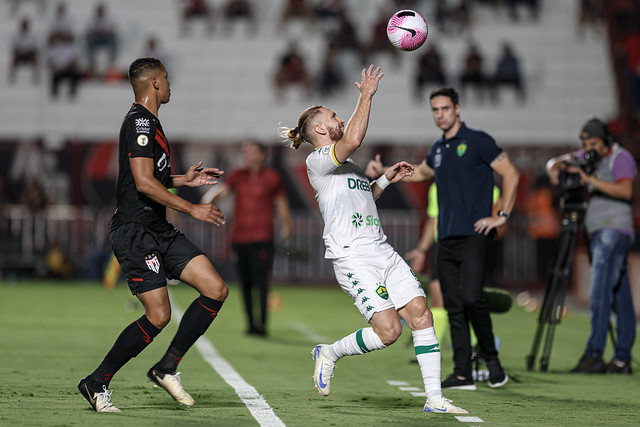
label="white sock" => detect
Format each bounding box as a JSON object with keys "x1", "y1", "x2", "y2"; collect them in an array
[
  {"x1": 412, "y1": 327, "x2": 442, "y2": 398},
  {"x1": 326, "y1": 327, "x2": 387, "y2": 362}
]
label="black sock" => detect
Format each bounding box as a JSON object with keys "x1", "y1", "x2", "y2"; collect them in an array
[
  {"x1": 154, "y1": 295, "x2": 223, "y2": 373},
  {"x1": 90, "y1": 315, "x2": 162, "y2": 387}
]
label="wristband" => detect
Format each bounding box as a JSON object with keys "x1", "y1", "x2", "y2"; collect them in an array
[
  {"x1": 375, "y1": 174, "x2": 391, "y2": 190},
  {"x1": 497, "y1": 210, "x2": 509, "y2": 219}
]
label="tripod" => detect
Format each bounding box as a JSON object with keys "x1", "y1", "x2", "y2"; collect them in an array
[{"x1": 526, "y1": 191, "x2": 587, "y2": 372}]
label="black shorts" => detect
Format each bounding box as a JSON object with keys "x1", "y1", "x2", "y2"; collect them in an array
[
  {"x1": 110, "y1": 222, "x2": 204, "y2": 295},
  {"x1": 430, "y1": 242, "x2": 439, "y2": 281}
]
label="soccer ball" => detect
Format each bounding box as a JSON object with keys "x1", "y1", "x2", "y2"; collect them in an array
[{"x1": 386, "y1": 10, "x2": 428, "y2": 51}]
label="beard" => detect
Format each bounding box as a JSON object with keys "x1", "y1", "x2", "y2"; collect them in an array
[{"x1": 328, "y1": 124, "x2": 344, "y2": 142}]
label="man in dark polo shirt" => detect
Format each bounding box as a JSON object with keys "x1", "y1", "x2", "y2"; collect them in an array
[
  {"x1": 78, "y1": 57, "x2": 229, "y2": 412},
  {"x1": 367, "y1": 86, "x2": 520, "y2": 390}
]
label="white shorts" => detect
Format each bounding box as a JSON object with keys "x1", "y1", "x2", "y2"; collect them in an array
[{"x1": 332, "y1": 243, "x2": 426, "y2": 322}]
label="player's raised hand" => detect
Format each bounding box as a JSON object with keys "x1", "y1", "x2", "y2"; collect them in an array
[
  {"x1": 385, "y1": 161, "x2": 414, "y2": 183},
  {"x1": 183, "y1": 161, "x2": 224, "y2": 187},
  {"x1": 190, "y1": 203, "x2": 225, "y2": 226},
  {"x1": 354, "y1": 65, "x2": 383, "y2": 96}
]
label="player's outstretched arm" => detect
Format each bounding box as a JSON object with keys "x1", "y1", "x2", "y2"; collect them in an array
[
  {"x1": 367, "y1": 155, "x2": 433, "y2": 183},
  {"x1": 130, "y1": 157, "x2": 225, "y2": 226},
  {"x1": 371, "y1": 161, "x2": 414, "y2": 200},
  {"x1": 333, "y1": 65, "x2": 384, "y2": 163},
  {"x1": 170, "y1": 161, "x2": 224, "y2": 188}
]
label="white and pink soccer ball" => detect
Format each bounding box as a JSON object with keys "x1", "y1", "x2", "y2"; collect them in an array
[{"x1": 386, "y1": 10, "x2": 429, "y2": 51}]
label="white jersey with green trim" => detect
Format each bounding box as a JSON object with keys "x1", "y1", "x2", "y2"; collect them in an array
[{"x1": 306, "y1": 143, "x2": 388, "y2": 259}]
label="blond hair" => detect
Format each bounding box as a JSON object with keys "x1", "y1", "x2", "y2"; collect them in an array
[{"x1": 278, "y1": 105, "x2": 323, "y2": 149}]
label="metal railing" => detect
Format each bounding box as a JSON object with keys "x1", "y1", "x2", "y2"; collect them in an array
[{"x1": 0, "y1": 204, "x2": 539, "y2": 285}]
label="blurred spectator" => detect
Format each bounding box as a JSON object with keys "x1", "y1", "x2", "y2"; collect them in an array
[
  {"x1": 0, "y1": 178, "x2": 11, "y2": 206},
  {"x1": 180, "y1": 0, "x2": 216, "y2": 36},
  {"x1": 504, "y1": 0, "x2": 539, "y2": 22},
  {"x1": 456, "y1": 0, "x2": 472, "y2": 33},
  {"x1": 433, "y1": 0, "x2": 453, "y2": 33},
  {"x1": 47, "y1": 2, "x2": 74, "y2": 45},
  {"x1": 577, "y1": 0, "x2": 603, "y2": 37},
  {"x1": 208, "y1": 141, "x2": 293, "y2": 336},
  {"x1": 47, "y1": 34, "x2": 81, "y2": 100},
  {"x1": 45, "y1": 238, "x2": 73, "y2": 279},
  {"x1": 19, "y1": 179, "x2": 52, "y2": 213},
  {"x1": 273, "y1": 41, "x2": 312, "y2": 100},
  {"x1": 393, "y1": 0, "x2": 419, "y2": 8},
  {"x1": 415, "y1": 42, "x2": 447, "y2": 101},
  {"x1": 278, "y1": 0, "x2": 316, "y2": 29},
  {"x1": 328, "y1": 9, "x2": 362, "y2": 57},
  {"x1": 362, "y1": 7, "x2": 399, "y2": 64},
  {"x1": 222, "y1": 0, "x2": 255, "y2": 34},
  {"x1": 9, "y1": 18, "x2": 40, "y2": 84},
  {"x1": 489, "y1": 41, "x2": 525, "y2": 104},
  {"x1": 316, "y1": 48, "x2": 344, "y2": 98},
  {"x1": 525, "y1": 177, "x2": 561, "y2": 284},
  {"x1": 85, "y1": 3, "x2": 119, "y2": 75},
  {"x1": 142, "y1": 36, "x2": 170, "y2": 73},
  {"x1": 7, "y1": 0, "x2": 45, "y2": 17},
  {"x1": 459, "y1": 42, "x2": 487, "y2": 102},
  {"x1": 314, "y1": 0, "x2": 345, "y2": 22},
  {"x1": 622, "y1": 33, "x2": 640, "y2": 122}
]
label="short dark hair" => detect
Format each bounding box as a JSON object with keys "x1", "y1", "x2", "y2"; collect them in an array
[
  {"x1": 429, "y1": 86, "x2": 460, "y2": 106},
  {"x1": 128, "y1": 57, "x2": 164, "y2": 82}
]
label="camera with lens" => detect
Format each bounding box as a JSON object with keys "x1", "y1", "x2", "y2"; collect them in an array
[{"x1": 557, "y1": 149, "x2": 599, "y2": 191}]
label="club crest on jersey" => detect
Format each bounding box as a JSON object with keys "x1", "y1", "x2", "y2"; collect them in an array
[
  {"x1": 322, "y1": 146, "x2": 330, "y2": 155},
  {"x1": 137, "y1": 134, "x2": 149, "y2": 146},
  {"x1": 457, "y1": 142, "x2": 467, "y2": 157},
  {"x1": 376, "y1": 284, "x2": 389, "y2": 300},
  {"x1": 145, "y1": 253, "x2": 160, "y2": 274},
  {"x1": 135, "y1": 118, "x2": 151, "y2": 134}
]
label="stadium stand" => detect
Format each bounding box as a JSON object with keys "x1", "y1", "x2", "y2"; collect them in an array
[{"x1": 0, "y1": 0, "x2": 617, "y2": 145}]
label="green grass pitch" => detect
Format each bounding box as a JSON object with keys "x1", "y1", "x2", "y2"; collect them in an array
[{"x1": 0, "y1": 281, "x2": 638, "y2": 426}]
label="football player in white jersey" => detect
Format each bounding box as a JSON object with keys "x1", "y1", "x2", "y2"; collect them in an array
[{"x1": 278, "y1": 66, "x2": 468, "y2": 414}]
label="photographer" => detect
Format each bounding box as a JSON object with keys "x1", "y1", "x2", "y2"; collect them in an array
[{"x1": 546, "y1": 118, "x2": 637, "y2": 374}]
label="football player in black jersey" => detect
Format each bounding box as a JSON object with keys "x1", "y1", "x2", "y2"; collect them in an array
[{"x1": 78, "y1": 57, "x2": 228, "y2": 412}]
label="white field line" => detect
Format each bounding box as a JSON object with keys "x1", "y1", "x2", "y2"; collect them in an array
[
  {"x1": 289, "y1": 320, "x2": 330, "y2": 343},
  {"x1": 387, "y1": 380, "x2": 484, "y2": 423},
  {"x1": 169, "y1": 292, "x2": 285, "y2": 427}
]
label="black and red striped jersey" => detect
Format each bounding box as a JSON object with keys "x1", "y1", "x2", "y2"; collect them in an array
[{"x1": 110, "y1": 103, "x2": 173, "y2": 233}]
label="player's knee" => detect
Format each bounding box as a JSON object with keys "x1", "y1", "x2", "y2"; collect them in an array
[
  {"x1": 202, "y1": 280, "x2": 229, "y2": 301},
  {"x1": 147, "y1": 308, "x2": 171, "y2": 329},
  {"x1": 376, "y1": 323, "x2": 403, "y2": 346}
]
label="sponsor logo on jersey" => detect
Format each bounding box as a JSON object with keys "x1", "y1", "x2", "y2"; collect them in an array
[
  {"x1": 351, "y1": 212, "x2": 381, "y2": 229},
  {"x1": 376, "y1": 284, "x2": 389, "y2": 300},
  {"x1": 347, "y1": 177, "x2": 371, "y2": 192},
  {"x1": 135, "y1": 118, "x2": 151, "y2": 134},
  {"x1": 137, "y1": 134, "x2": 149, "y2": 146},
  {"x1": 145, "y1": 253, "x2": 160, "y2": 274},
  {"x1": 351, "y1": 212, "x2": 363, "y2": 228},
  {"x1": 457, "y1": 142, "x2": 467, "y2": 157},
  {"x1": 157, "y1": 152, "x2": 168, "y2": 171}
]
